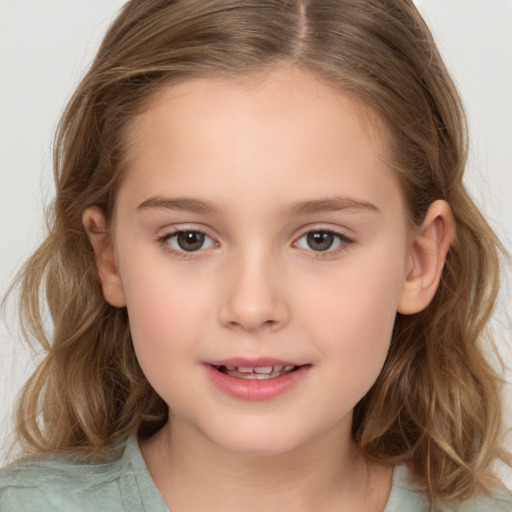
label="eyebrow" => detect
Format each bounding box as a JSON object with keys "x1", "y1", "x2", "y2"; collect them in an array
[
  {"x1": 283, "y1": 197, "x2": 380, "y2": 215},
  {"x1": 137, "y1": 196, "x2": 218, "y2": 214},
  {"x1": 136, "y1": 195, "x2": 380, "y2": 215}
]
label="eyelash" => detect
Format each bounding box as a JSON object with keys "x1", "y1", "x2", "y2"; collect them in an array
[
  {"x1": 158, "y1": 229, "x2": 217, "y2": 259},
  {"x1": 293, "y1": 229, "x2": 354, "y2": 258},
  {"x1": 158, "y1": 227, "x2": 354, "y2": 259}
]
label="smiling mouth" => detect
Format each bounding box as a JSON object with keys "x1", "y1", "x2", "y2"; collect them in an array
[{"x1": 213, "y1": 365, "x2": 300, "y2": 380}]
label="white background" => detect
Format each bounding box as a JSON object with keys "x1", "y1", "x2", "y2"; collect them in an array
[{"x1": 1, "y1": 0, "x2": 511, "y2": 488}]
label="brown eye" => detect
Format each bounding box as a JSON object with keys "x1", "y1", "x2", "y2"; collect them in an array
[
  {"x1": 177, "y1": 231, "x2": 205, "y2": 251},
  {"x1": 163, "y1": 230, "x2": 216, "y2": 253},
  {"x1": 306, "y1": 231, "x2": 335, "y2": 251},
  {"x1": 295, "y1": 229, "x2": 351, "y2": 253}
]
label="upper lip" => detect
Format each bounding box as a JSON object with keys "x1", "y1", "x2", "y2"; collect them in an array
[{"x1": 205, "y1": 357, "x2": 303, "y2": 367}]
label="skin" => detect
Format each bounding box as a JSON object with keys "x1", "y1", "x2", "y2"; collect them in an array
[{"x1": 84, "y1": 65, "x2": 454, "y2": 512}]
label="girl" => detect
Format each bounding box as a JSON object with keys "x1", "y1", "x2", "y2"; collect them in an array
[{"x1": 1, "y1": 0, "x2": 511, "y2": 510}]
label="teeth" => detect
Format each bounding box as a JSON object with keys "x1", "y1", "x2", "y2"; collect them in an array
[
  {"x1": 217, "y1": 365, "x2": 298, "y2": 379},
  {"x1": 235, "y1": 366, "x2": 288, "y2": 374},
  {"x1": 253, "y1": 366, "x2": 273, "y2": 374},
  {"x1": 238, "y1": 367, "x2": 254, "y2": 373}
]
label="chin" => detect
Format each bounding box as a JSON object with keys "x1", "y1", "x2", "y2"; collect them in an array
[{"x1": 202, "y1": 420, "x2": 318, "y2": 458}]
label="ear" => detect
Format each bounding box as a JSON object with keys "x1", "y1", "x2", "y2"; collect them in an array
[
  {"x1": 397, "y1": 200, "x2": 455, "y2": 315},
  {"x1": 83, "y1": 207, "x2": 127, "y2": 308}
]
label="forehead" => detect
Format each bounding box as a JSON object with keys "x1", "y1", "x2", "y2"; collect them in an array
[
  {"x1": 124, "y1": 65, "x2": 391, "y2": 165},
  {"x1": 118, "y1": 65, "x2": 402, "y2": 219}
]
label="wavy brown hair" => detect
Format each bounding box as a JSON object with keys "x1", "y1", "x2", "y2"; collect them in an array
[{"x1": 5, "y1": 0, "x2": 510, "y2": 504}]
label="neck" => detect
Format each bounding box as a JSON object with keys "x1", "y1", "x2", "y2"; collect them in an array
[{"x1": 140, "y1": 416, "x2": 392, "y2": 512}]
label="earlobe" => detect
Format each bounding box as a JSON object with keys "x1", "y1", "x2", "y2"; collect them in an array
[
  {"x1": 82, "y1": 207, "x2": 127, "y2": 308},
  {"x1": 397, "y1": 200, "x2": 455, "y2": 315}
]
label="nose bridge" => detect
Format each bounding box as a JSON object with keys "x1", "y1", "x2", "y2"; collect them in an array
[{"x1": 218, "y1": 243, "x2": 289, "y2": 332}]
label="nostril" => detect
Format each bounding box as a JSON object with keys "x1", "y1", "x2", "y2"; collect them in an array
[
  {"x1": 224, "y1": 317, "x2": 279, "y2": 332},
  {"x1": 217, "y1": 278, "x2": 290, "y2": 332}
]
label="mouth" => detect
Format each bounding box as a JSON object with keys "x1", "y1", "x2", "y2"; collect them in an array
[
  {"x1": 204, "y1": 360, "x2": 311, "y2": 400},
  {"x1": 212, "y1": 364, "x2": 300, "y2": 380}
]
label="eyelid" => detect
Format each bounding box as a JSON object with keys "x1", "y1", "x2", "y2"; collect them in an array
[
  {"x1": 157, "y1": 222, "x2": 217, "y2": 241},
  {"x1": 292, "y1": 223, "x2": 354, "y2": 241},
  {"x1": 158, "y1": 225, "x2": 219, "y2": 257},
  {"x1": 292, "y1": 225, "x2": 354, "y2": 256}
]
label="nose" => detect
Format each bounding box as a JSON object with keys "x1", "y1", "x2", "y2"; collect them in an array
[{"x1": 217, "y1": 251, "x2": 290, "y2": 333}]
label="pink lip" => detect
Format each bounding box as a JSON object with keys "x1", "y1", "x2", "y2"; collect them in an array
[{"x1": 203, "y1": 359, "x2": 311, "y2": 401}]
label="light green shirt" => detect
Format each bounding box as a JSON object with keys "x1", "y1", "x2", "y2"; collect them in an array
[{"x1": 1, "y1": 437, "x2": 510, "y2": 511}]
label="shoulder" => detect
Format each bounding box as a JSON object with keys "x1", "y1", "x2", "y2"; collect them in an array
[
  {"x1": 384, "y1": 465, "x2": 431, "y2": 511},
  {"x1": 449, "y1": 487, "x2": 512, "y2": 512},
  {"x1": 385, "y1": 465, "x2": 512, "y2": 512},
  {"x1": 0, "y1": 442, "x2": 132, "y2": 512}
]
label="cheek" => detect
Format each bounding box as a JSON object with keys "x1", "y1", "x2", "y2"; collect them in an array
[
  {"x1": 306, "y1": 251, "x2": 403, "y2": 329},
  {"x1": 122, "y1": 274, "x2": 211, "y2": 410},
  {"x1": 119, "y1": 265, "x2": 209, "y2": 372},
  {"x1": 301, "y1": 252, "x2": 406, "y2": 387}
]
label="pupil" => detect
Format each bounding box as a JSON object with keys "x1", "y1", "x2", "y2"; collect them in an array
[
  {"x1": 177, "y1": 231, "x2": 204, "y2": 251},
  {"x1": 307, "y1": 231, "x2": 333, "y2": 251}
]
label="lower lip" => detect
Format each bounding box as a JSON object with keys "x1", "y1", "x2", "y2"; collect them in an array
[{"x1": 204, "y1": 364, "x2": 310, "y2": 401}]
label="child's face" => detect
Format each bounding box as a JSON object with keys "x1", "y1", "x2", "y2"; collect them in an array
[{"x1": 95, "y1": 66, "x2": 423, "y2": 455}]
